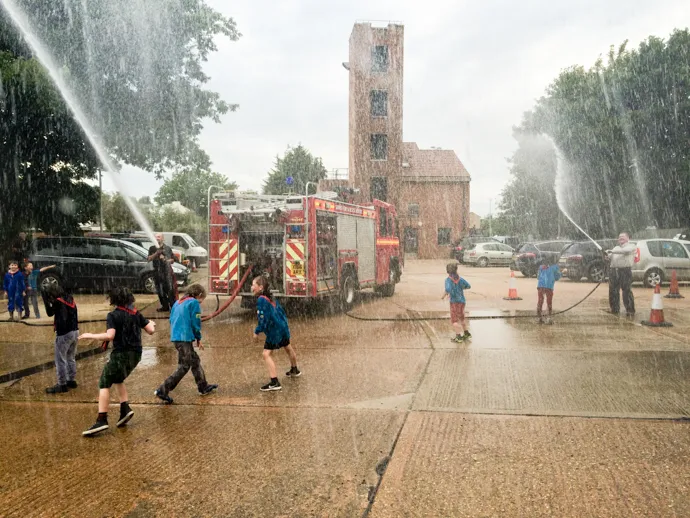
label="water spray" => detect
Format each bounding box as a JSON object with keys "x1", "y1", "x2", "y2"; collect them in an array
[{"x1": 0, "y1": 0, "x2": 157, "y2": 244}]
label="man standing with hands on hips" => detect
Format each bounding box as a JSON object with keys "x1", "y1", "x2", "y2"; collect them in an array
[
  {"x1": 607, "y1": 232, "x2": 636, "y2": 317},
  {"x1": 148, "y1": 233, "x2": 177, "y2": 312}
]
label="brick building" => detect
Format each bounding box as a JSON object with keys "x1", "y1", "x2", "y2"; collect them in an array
[{"x1": 324, "y1": 22, "x2": 471, "y2": 259}]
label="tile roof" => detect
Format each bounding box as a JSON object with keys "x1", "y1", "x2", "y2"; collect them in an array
[{"x1": 402, "y1": 142, "x2": 470, "y2": 179}]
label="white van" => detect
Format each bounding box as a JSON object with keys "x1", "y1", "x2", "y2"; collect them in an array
[{"x1": 137, "y1": 231, "x2": 208, "y2": 267}]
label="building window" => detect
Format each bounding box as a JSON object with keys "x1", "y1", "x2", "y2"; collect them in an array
[
  {"x1": 407, "y1": 203, "x2": 419, "y2": 217},
  {"x1": 371, "y1": 177, "x2": 388, "y2": 202},
  {"x1": 437, "y1": 228, "x2": 451, "y2": 245},
  {"x1": 371, "y1": 45, "x2": 389, "y2": 73},
  {"x1": 370, "y1": 90, "x2": 388, "y2": 117},
  {"x1": 371, "y1": 134, "x2": 388, "y2": 160}
]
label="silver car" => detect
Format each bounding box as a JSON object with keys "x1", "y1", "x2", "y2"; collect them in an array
[
  {"x1": 631, "y1": 239, "x2": 690, "y2": 287},
  {"x1": 463, "y1": 242, "x2": 514, "y2": 267}
]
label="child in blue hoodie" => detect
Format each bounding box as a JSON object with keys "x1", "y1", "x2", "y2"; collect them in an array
[
  {"x1": 154, "y1": 283, "x2": 218, "y2": 404},
  {"x1": 442, "y1": 263, "x2": 472, "y2": 343},
  {"x1": 252, "y1": 275, "x2": 300, "y2": 392},
  {"x1": 537, "y1": 256, "x2": 562, "y2": 324},
  {"x1": 3, "y1": 260, "x2": 25, "y2": 321}
]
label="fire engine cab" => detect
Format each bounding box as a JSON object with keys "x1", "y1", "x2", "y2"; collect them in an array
[{"x1": 208, "y1": 191, "x2": 402, "y2": 308}]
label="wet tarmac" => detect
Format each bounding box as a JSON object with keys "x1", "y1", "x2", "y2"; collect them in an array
[{"x1": 1, "y1": 261, "x2": 689, "y2": 516}]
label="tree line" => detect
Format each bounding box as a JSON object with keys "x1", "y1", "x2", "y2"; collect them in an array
[{"x1": 498, "y1": 29, "x2": 690, "y2": 239}]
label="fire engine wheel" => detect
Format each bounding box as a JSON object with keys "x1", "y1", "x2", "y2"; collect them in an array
[{"x1": 341, "y1": 275, "x2": 357, "y2": 310}]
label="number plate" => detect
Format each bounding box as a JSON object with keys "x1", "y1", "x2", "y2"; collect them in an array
[{"x1": 291, "y1": 261, "x2": 304, "y2": 277}]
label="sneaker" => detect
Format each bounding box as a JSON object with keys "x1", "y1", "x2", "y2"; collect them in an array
[
  {"x1": 82, "y1": 420, "x2": 109, "y2": 437},
  {"x1": 45, "y1": 384, "x2": 68, "y2": 394},
  {"x1": 21, "y1": 314, "x2": 30, "y2": 320},
  {"x1": 543, "y1": 317, "x2": 554, "y2": 325},
  {"x1": 66, "y1": 380, "x2": 78, "y2": 389},
  {"x1": 285, "y1": 367, "x2": 301, "y2": 377},
  {"x1": 117, "y1": 406, "x2": 134, "y2": 427},
  {"x1": 451, "y1": 335, "x2": 465, "y2": 343},
  {"x1": 199, "y1": 384, "x2": 218, "y2": 396},
  {"x1": 463, "y1": 331, "x2": 472, "y2": 339},
  {"x1": 260, "y1": 380, "x2": 282, "y2": 392},
  {"x1": 154, "y1": 389, "x2": 174, "y2": 404},
  {"x1": 626, "y1": 312, "x2": 636, "y2": 318}
]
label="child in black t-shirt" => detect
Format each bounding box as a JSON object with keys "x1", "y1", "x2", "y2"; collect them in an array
[{"x1": 79, "y1": 287, "x2": 156, "y2": 437}]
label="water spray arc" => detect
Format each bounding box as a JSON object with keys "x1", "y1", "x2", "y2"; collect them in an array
[{"x1": 0, "y1": 0, "x2": 157, "y2": 243}]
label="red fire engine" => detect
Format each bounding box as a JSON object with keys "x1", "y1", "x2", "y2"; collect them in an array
[{"x1": 208, "y1": 191, "x2": 402, "y2": 308}]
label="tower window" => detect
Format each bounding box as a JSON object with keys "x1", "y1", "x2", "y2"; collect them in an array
[
  {"x1": 370, "y1": 90, "x2": 388, "y2": 117},
  {"x1": 371, "y1": 177, "x2": 388, "y2": 202},
  {"x1": 371, "y1": 46, "x2": 389, "y2": 73},
  {"x1": 371, "y1": 134, "x2": 388, "y2": 160}
]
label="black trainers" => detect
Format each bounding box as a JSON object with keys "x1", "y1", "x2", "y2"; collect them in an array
[
  {"x1": 82, "y1": 420, "x2": 109, "y2": 437},
  {"x1": 66, "y1": 380, "x2": 78, "y2": 389},
  {"x1": 463, "y1": 331, "x2": 472, "y2": 339},
  {"x1": 117, "y1": 406, "x2": 134, "y2": 427},
  {"x1": 199, "y1": 384, "x2": 218, "y2": 396},
  {"x1": 260, "y1": 380, "x2": 282, "y2": 392},
  {"x1": 154, "y1": 389, "x2": 174, "y2": 404},
  {"x1": 451, "y1": 335, "x2": 465, "y2": 343},
  {"x1": 285, "y1": 367, "x2": 301, "y2": 377},
  {"x1": 45, "y1": 384, "x2": 68, "y2": 394}
]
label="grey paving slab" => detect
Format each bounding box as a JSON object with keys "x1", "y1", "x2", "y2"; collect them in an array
[{"x1": 369, "y1": 412, "x2": 690, "y2": 518}]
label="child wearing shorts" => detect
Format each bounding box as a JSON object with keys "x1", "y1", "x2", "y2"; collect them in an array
[
  {"x1": 251, "y1": 275, "x2": 300, "y2": 392},
  {"x1": 80, "y1": 287, "x2": 156, "y2": 436},
  {"x1": 442, "y1": 263, "x2": 471, "y2": 343}
]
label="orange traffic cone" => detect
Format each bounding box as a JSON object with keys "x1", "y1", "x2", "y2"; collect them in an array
[
  {"x1": 642, "y1": 284, "x2": 673, "y2": 327},
  {"x1": 503, "y1": 271, "x2": 522, "y2": 300},
  {"x1": 664, "y1": 269, "x2": 684, "y2": 299}
]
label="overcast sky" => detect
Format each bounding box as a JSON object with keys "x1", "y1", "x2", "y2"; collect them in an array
[{"x1": 104, "y1": 0, "x2": 688, "y2": 217}]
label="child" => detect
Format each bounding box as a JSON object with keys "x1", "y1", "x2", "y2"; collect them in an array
[
  {"x1": 442, "y1": 263, "x2": 472, "y2": 343},
  {"x1": 3, "y1": 261, "x2": 24, "y2": 321},
  {"x1": 251, "y1": 275, "x2": 300, "y2": 392},
  {"x1": 537, "y1": 256, "x2": 562, "y2": 324},
  {"x1": 42, "y1": 282, "x2": 80, "y2": 393},
  {"x1": 154, "y1": 283, "x2": 217, "y2": 404},
  {"x1": 22, "y1": 263, "x2": 54, "y2": 319},
  {"x1": 79, "y1": 287, "x2": 156, "y2": 436}
]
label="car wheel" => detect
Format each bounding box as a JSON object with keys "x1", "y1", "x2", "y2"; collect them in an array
[
  {"x1": 341, "y1": 275, "x2": 357, "y2": 310},
  {"x1": 142, "y1": 273, "x2": 157, "y2": 294},
  {"x1": 40, "y1": 273, "x2": 61, "y2": 291},
  {"x1": 477, "y1": 257, "x2": 489, "y2": 268},
  {"x1": 588, "y1": 263, "x2": 606, "y2": 283},
  {"x1": 643, "y1": 268, "x2": 662, "y2": 288},
  {"x1": 519, "y1": 269, "x2": 530, "y2": 278}
]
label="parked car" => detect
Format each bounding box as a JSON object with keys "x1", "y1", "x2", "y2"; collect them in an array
[
  {"x1": 121, "y1": 236, "x2": 188, "y2": 265},
  {"x1": 559, "y1": 239, "x2": 618, "y2": 282},
  {"x1": 134, "y1": 231, "x2": 207, "y2": 268},
  {"x1": 631, "y1": 238, "x2": 690, "y2": 287},
  {"x1": 463, "y1": 242, "x2": 514, "y2": 267},
  {"x1": 29, "y1": 237, "x2": 189, "y2": 294},
  {"x1": 451, "y1": 236, "x2": 501, "y2": 262},
  {"x1": 510, "y1": 240, "x2": 573, "y2": 277}
]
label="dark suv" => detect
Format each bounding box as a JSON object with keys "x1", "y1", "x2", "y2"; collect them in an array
[
  {"x1": 559, "y1": 239, "x2": 617, "y2": 282},
  {"x1": 510, "y1": 240, "x2": 573, "y2": 277},
  {"x1": 29, "y1": 237, "x2": 189, "y2": 293}
]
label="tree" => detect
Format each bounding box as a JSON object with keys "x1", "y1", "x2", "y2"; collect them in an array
[
  {"x1": 500, "y1": 29, "x2": 690, "y2": 237},
  {"x1": 155, "y1": 168, "x2": 237, "y2": 218},
  {"x1": 262, "y1": 145, "x2": 328, "y2": 195},
  {"x1": 102, "y1": 193, "x2": 148, "y2": 232},
  {"x1": 3, "y1": 0, "x2": 240, "y2": 176},
  {"x1": 151, "y1": 207, "x2": 207, "y2": 246},
  {"x1": 0, "y1": 47, "x2": 101, "y2": 247}
]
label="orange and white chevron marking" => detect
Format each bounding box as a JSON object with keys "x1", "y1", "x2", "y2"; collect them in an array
[
  {"x1": 218, "y1": 239, "x2": 238, "y2": 281},
  {"x1": 285, "y1": 239, "x2": 305, "y2": 280}
]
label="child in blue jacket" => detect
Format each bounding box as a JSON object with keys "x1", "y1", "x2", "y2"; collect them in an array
[
  {"x1": 3, "y1": 260, "x2": 25, "y2": 321},
  {"x1": 537, "y1": 257, "x2": 562, "y2": 324},
  {"x1": 252, "y1": 275, "x2": 300, "y2": 392},
  {"x1": 154, "y1": 283, "x2": 218, "y2": 404}
]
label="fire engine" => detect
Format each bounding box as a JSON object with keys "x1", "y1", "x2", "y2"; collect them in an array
[{"x1": 208, "y1": 191, "x2": 402, "y2": 308}]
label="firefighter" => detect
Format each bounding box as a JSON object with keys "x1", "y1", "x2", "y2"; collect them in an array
[{"x1": 147, "y1": 233, "x2": 177, "y2": 311}]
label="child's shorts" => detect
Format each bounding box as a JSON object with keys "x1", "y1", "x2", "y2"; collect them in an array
[
  {"x1": 264, "y1": 338, "x2": 290, "y2": 351},
  {"x1": 450, "y1": 302, "x2": 466, "y2": 323},
  {"x1": 99, "y1": 349, "x2": 142, "y2": 389}
]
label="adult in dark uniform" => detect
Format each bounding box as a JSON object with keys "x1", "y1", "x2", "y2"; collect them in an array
[{"x1": 148, "y1": 233, "x2": 177, "y2": 311}]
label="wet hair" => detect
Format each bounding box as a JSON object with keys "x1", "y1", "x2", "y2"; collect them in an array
[
  {"x1": 8, "y1": 260, "x2": 18, "y2": 267},
  {"x1": 446, "y1": 263, "x2": 458, "y2": 275},
  {"x1": 253, "y1": 275, "x2": 272, "y2": 299},
  {"x1": 186, "y1": 283, "x2": 206, "y2": 300},
  {"x1": 619, "y1": 231, "x2": 631, "y2": 239},
  {"x1": 109, "y1": 286, "x2": 135, "y2": 307},
  {"x1": 43, "y1": 283, "x2": 65, "y2": 300}
]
